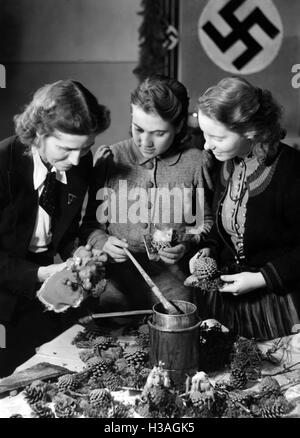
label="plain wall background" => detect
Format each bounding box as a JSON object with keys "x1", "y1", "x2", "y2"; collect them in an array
[{"x1": 0, "y1": 0, "x2": 141, "y2": 149}]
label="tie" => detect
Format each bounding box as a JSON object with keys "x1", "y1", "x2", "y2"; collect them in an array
[{"x1": 39, "y1": 171, "x2": 57, "y2": 216}]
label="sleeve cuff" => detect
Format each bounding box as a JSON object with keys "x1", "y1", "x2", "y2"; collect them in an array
[{"x1": 260, "y1": 262, "x2": 284, "y2": 294}]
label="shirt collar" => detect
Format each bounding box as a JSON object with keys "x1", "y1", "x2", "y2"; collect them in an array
[
  {"x1": 127, "y1": 139, "x2": 182, "y2": 166},
  {"x1": 32, "y1": 147, "x2": 67, "y2": 190}
]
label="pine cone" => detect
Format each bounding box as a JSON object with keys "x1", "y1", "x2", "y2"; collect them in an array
[
  {"x1": 107, "y1": 402, "x2": 130, "y2": 418},
  {"x1": 151, "y1": 241, "x2": 171, "y2": 251},
  {"x1": 134, "y1": 400, "x2": 152, "y2": 418},
  {"x1": 54, "y1": 394, "x2": 78, "y2": 418},
  {"x1": 101, "y1": 371, "x2": 123, "y2": 391},
  {"x1": 31, "y1": 402, "x2": 55, "y2": 418},
  {"x1": 83, "y1": 320, "x2": 108, "y2": 340},
  {"x1": 92, "y1": 336, "x2": 116, "y2": 354},
  {"x1": 261, "y1": 405, "x2": 285, "y2": 418},
  {"x1": 136, "y1": 333, "x2": 150, "y2": 350},
  {"x1": 24, "y1": 380, "x2": 47, "y2": 405},
  {"x1": 229, "y1": 390, "x2": 254, "y2": 408},
  {"x1": 193, "y1": 257, "x2": 218, "y2": 279},
  {"x1": 147, "y1": 386, "x2": 169, "y2": 409},
  {"x1": 89, "y1": 388, "x2": 112, "y2": 408},
  {"x1": 86, "y1": 357, "x2": 109, "y2": 378},
  {"x1": 123, "y1": 349, "x2": 148, "y2": 368},
  {"x1": 214, "y1": 379, "x2": 231, "y2": 391},
  {"x1": 79, "y1": 400, "x2": 108, "y2": 418},
  {"x1": 230, "y1": 368, "x2": 247, "y2": 389},
  {"x1": 57, "y1": 374, "x2": 79, "y2": 392},
  {"x1": 256, "y1": 395, "x2": 295, "y2": 418},
  {"x1": 258, "y1": 376, "x2": 281, "y2": 396},
  {"x1": 121, "y1": 372, "x2": 139, "y2": 389}
]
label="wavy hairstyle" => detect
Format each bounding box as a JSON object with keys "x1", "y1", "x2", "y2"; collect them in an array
[
  {"x1": 14, "y1": 79, "x2": 111, "y2": 147},
  {"x1": 198, "y1": 77, "x2": 285, "y2": 164},
  {"x1": 130, "y1": 75, "x2": 190, "y2": 144}
]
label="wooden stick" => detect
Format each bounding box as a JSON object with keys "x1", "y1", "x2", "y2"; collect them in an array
[
  {"x1": 78, "y1": 309, "x2": 153, "y2": 324},
  {"x1": 124, "y1": 248, "x2": 181, "y2": 315}
]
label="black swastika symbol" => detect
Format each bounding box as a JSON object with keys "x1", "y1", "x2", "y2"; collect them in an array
[{"x1": 202, "y1": 0, "x2": 280, "y2": 70}]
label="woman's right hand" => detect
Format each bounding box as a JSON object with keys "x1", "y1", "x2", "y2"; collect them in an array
[
  {"x1": 189, "y1": 247, "x2": 212, "y2": 274},
  {"x1": 102, "y1": 236, "x2": 129, "y2": 263},
  {"x1": 37, "y1": 262, "x2": 67, "y2": 283}
]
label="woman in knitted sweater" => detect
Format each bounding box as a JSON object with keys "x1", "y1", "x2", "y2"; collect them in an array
[
  {"x1": 82, "y1": 75, "x2": 215, "y2": 311},
  {"x1": 190, "y1": 76, "x2": 300, "y2": 340}
]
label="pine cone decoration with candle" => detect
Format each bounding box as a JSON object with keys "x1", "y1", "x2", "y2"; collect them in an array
[
  {"x1": 89, "y1": 388, "x2": 112, "y2": 408},
  {"x1": 54, "y1": 394, "x2": 78, "y2": 418},
  {"x1": 31, "y1": 402, "x2": 55, "y2": 418},
  {"x1": 24, "y1": 380, "x2": 47, "y2": 404},
  {"x1": 123, "y1": 348, "x2": 149, "y2": 368},
  {"x1": 101, "y1": 371, "x2": 123, "y2": 391},
  {"x1": 57, "y1": 374, "x2": 79, "y2": 392}
]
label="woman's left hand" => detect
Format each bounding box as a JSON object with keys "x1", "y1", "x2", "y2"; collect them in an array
[
  {"x1": 159, "y1": 243, "x2": 189, "y2": 265},
  {"x1": 219, "y1": 272, "x2": 266, "y2": 296}
]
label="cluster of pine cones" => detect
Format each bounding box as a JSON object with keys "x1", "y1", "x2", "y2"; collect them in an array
[{"x1": 20, "y1": 321, "x2": 296, "y2": 418}]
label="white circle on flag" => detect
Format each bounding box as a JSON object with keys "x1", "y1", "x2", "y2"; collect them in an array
[{"x1": 198, "y1": 0, "x2": 283, "y2": 74}]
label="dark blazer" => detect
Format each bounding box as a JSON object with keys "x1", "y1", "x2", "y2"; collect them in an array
[
  {"x1": 206, "y1": 143, "x2": 300, "y2": 295},
  {"x1": 0, "y1": 136, "x2": 93, "y2": 322}
]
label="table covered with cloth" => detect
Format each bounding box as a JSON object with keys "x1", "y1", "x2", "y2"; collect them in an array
[{"x1": 0, "y1": 323, "x2": 300, "y2": 418}]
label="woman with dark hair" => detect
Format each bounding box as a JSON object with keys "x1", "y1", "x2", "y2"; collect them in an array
[
  {"x1": 190, "y1": 76, "x2": 300, "y2": 340},
  {"x1": 0, "y1": 79, "x2": 110, "y2": 376},
  {"x1": 82, "y1": 75, "x2": 214, "y2": 311}
]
